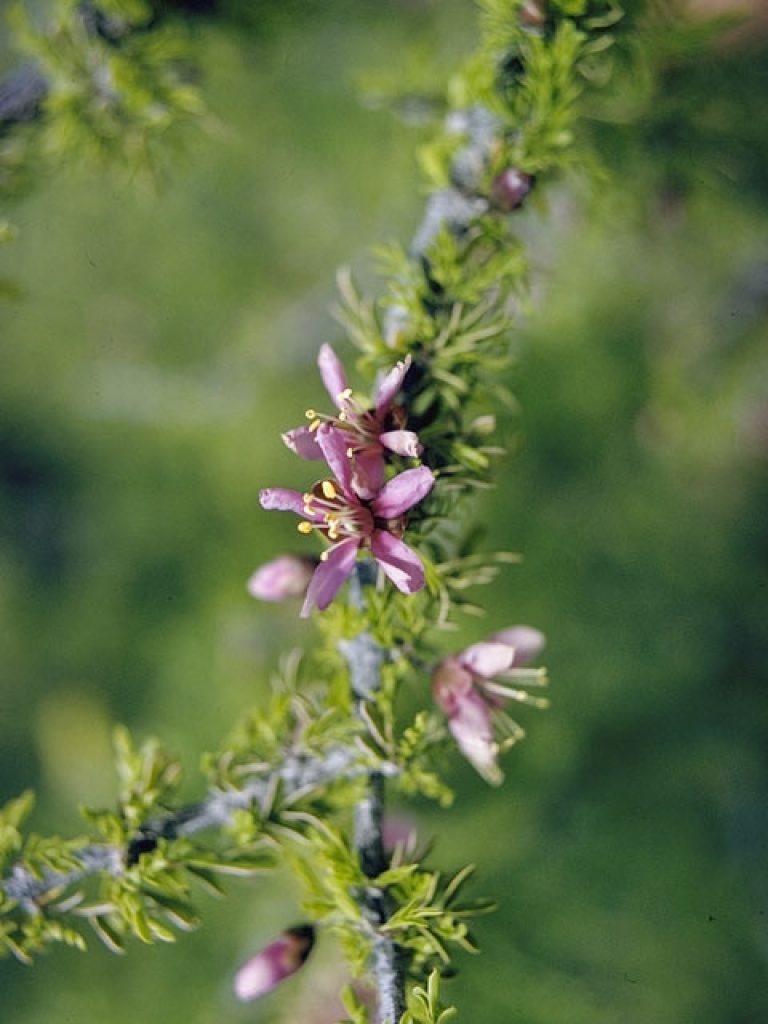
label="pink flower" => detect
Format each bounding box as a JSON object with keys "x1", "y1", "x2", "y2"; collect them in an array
[
  {"x1": 261, "y1": 424, "x2": 434, "y2": 617},
  {"x1": 234, "y1": 925, "x2": 315, "y2": 1002},
  {"x1": 282, "y1": 344, "x2": 422, "y2": 499},
  {"x1": 432, "y1": 626, "x2": 547, "y2": 784},
  {"x1": 247, "y1": 554, "x2": 317, "y2": 602}
]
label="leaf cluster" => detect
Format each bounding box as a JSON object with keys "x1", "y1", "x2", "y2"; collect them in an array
[
  {"x1": 380, "y1": 862, "x2": 493, "y2": 977},
  {"x1": 0, "y1": 725, "x2": 286, "y2": 961},
  {"x1": 0, "y1": 793, "x2": 94, "y2": 961},
  {"x1": 8, "y1": 0, "x2": 204, "y2": 183},
  {"x1": 401, "y1": 970, "x2": 457, "y2": 1024}
]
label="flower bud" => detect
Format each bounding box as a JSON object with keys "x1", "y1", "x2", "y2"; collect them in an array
[
  {"x1": 490, "y1": 168, "x2": 534, "y2": 212},
  {"x1": 247, "y1": 555, "x2": 317, "y2": 602},
  {"x1": 382, "y1": 813, "x2": 419, "y2": 852},
  {"x1": 520, "y1": 1, "x2": 547, "y2": 29},
  {"x1": 488, "y1": 625, "x2": 545, "y2": 666},
  {"x1": 234, "y1": 925, "x2": 315, "y2": 1002}
]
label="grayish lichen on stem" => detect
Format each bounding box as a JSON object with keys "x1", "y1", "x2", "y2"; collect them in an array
[{"x1": 344, "y1": 564, "x2": 407, "y2": 1024}]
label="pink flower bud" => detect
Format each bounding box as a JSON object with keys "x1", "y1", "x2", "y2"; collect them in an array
[
  {"x1": 234, "y1": 925, "x2": 315, "y2": 1002},
  {"x1": 247, "y1": 555, "x2": 317, "y2": 602},
  {"x1": 381, "y1": 813, "x2": 419, "y2": 852},
  {"x1": 520, "y1": 1, "x2": 547, "y2": 29},
  {"x1": 491, "y1": 168, "x2": 534, "y2": 212},
  {"x1": 488, "y1": 625, "x2": 546, "y2": 667}
]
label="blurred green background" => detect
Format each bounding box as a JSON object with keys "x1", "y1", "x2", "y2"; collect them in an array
[{"x1": 1, "y1": 1, "x2": 767, "y2": 1022}]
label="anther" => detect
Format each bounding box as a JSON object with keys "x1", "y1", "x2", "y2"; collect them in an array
[
  {"x1": 337, "y1": 388, "x2": 353, "y2": 403},
  {"x1": 297, "y1": 521, "x2": 313, "y2": 534},
  {"x1": 321, "y1": 481, "x2": 337, "y2": 499},
  {"x1": 305, "y1": 409, "x2": 317, "y2": 420}
]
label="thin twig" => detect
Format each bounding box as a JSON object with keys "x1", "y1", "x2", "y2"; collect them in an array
[{"x1": 1, "y1": 745, "x2": 386, "y2": 914}]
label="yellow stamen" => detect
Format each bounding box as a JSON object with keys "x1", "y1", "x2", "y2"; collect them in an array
[
  {"x1": 320, "y1": 550, "x2": 329, "y2": 562},
  {"x1": 305, "y1": 408, "x2": 317, "y2": 420},
  {"x1": 337, "y1": 388, "x2": 353, "y2": 403},
  {"x1": 308, "y1": 418, "x2": 321, "y2": 432},
  {"x1": 346, "y1": 448, "x2": 354, "y2": 458},
  {"x1": 328, "y1": 523, "x2": 340, "y2": 539},
  {"x1": 338, "y1": 410, "x2": 347, "y2": 421},
  {"x1": 297, "y1": 521, "x2": 313, "y2": 534},
  {"x1": 321, "y1": 480, "x2": 337, "y2": 499}
]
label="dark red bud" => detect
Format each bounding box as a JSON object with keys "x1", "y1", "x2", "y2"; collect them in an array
[{"x1": 490, "y1": 168, "x2": 534, "y2": 212}]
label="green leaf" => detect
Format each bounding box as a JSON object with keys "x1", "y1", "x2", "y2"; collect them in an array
[
  {"x1": 88, "y1": 914, "x2": 126, "y2": 954},
  {"x1": 184, "y1": 863, "x2": 226, "y2": 897},
  {"x1": 0, "y1": 791, "x2": 34, "y2": 832},
  {"x1": 553, "y1": 0, "x2": 588, "y2": 14},
  {"x1": 373, "y1": 864, "x2": 420, "y2": 888},
  {"x1": 341, "y1": 983, "x2": 371, "y2": 1024}
]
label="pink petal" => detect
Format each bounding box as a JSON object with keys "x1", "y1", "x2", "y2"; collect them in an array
[
  {"x1": 375, "y1": 355, "x2": 411, "y2": 418},
  {"x1": 318, "y1": 343, "x2": 348, "y2": 407},
  {"x1": 432, "y1": 657, "x2": 474, "y2": 715},
  {"x1": 247, "y1": 555, "x2": 316, "y2": 602},
  {"x1": 316, "y1": 424, "x2": 355, "y2": 498},
  {"x1": 300, "y1": 537, "x2": 360, "y2": 617},
  {"x1": 370, "y1": 530, "x2": 425, "y2": 594},
  {"x1": 379, "y1": 429, "x2": 423, "y2": 458},
  {"x1": 460, "y1": 642, "x2": 515, "y2": 680},
  {"x1": 447, "y1": 689, "x2": 501, "y2": 785},
  {"x1": 260, "y1": 488, "x2": 307, "y2": 515},
  {"x1": 234, "y1": 926, "x2": 315, "y2": 1002},
  {"x1": 282, "y1": 426, "x2": 324, "y2": 460},
  {"x1": 351, "y1": 450, "x2": 386, "y2": 500},
  {"x1": 371, "y1": 466, "x2": 434, "y2": 519},
  {"x1": 488, "y1": 626, "x2": 546, "y2": 667}
]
